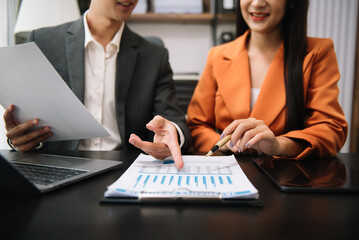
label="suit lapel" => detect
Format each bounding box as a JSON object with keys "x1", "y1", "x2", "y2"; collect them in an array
[
  {"x1": 216, "y1": 33, "x2": 251, "y2": 120},
  {"x1": 250, "y1": 45, "x2": 286, "y2": 126},
  {"x1": 115, "y1": 25, "x2": 138, "y2": 143},
  {"x1": 65, "y1": 19, "x2": 85, "y2": 103},
  {"x1": 215, "y1": 30, "x2": 286, "y2": 127}
]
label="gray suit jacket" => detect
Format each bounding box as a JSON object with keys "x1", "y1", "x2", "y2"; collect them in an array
[{"x1": 28, "y1": 18, "x2": 191, "y2": 152}]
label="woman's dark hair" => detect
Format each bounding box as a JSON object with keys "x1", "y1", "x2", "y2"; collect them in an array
[{"x1": 236, "y1": 0, "x2": 309, "y2": 132}]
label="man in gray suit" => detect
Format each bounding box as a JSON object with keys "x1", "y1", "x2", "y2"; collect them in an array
[{"x1": 3, "y1": 0, "x2": 190, "y2": 169}]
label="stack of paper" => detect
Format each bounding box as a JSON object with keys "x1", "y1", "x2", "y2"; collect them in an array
[
  {"x1": 153, "y1": 0, "x2": 203, "y2": 14},
  {"x1": 105, "y1": 154, "x2": 259, "y2": 200},
  {"x1": 0, "y1": 43, "x2": 109, "y2": 142}
]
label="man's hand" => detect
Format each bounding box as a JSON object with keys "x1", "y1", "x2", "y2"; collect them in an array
[
  {"x1": 4, "y1": 104, "x2": 52, "y2": 151},
  {"x1": 129, "y1": 115, "x2": 184, "y2": 169}
]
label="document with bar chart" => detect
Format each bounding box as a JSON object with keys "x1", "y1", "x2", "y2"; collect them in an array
[{"x1": 104, "y1": 154, "x2": 259, "y2": 200}]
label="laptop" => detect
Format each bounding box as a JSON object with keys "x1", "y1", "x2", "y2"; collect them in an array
[
  {"x1": 253, "y1": 154, "x2": 359, "y2": 193},
  {"x1": 0, "y1": 152, "x2": 122, "y2": 194}
]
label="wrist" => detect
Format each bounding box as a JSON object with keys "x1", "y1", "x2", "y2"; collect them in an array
[
  {"x1": 7, "y1": 138, "x2": 20, "y2": 151},
  {"x1": 275, "y1": 136, "x2": 302, "y2": 158},
  {"x1": 170, "y1": 121, "x2": 185, "y2": 149},
  {"x1": 7, "y1": 138, "x2": 43, "y2": 152}
]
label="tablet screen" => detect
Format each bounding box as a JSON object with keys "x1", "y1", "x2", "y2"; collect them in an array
[{"x1": 252, "y1": 155, "x2": 359, "y2": 192}]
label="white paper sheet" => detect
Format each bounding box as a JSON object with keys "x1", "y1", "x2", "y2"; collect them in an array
[
  {"x1": 105, "y1": 154, "x2": 259, "y2": 199},
  {"x1": 0, "y1": 42, "x2": 109, "y2": 142}
]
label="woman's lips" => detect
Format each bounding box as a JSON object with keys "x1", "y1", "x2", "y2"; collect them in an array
[{"x1": 250, "y1": 12, "x2": 269, "y2": 21}]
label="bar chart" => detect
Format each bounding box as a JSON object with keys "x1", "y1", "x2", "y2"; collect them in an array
[{"x1": 105, "y1": 154, "x2": 259, "y2": 199}]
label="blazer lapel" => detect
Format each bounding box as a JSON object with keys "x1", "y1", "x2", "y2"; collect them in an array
[
  {"x1": 65, "y1": 18, "x2": 85, "y2": 103},
  {"x1": 250, "y1": 45, "x2": 286, "y2": 126},
  {"x1": 115, "y1": 25, "x2": 138, "y2": 143},
  {"x1": 216, "y1": 33, "x2": 251, "y2": 120},
  {"x1": 216, "y1": 30, "x2": 286, "y2": 127}
]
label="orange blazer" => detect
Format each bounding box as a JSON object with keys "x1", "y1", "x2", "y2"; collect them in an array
[{"x1": 187, "y1": 31, "x2": 348, "y2": 159}]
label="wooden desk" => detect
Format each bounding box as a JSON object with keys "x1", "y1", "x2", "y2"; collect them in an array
[{"x1": 1, "y1": 150, "x2": 359, "y2": 240}]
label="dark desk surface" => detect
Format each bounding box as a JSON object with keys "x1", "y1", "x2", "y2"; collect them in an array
[{"x1": 1, "y1": 150, "x2": 359, "y2": 240}]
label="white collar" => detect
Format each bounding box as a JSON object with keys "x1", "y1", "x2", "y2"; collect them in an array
[{"x1": 83, "y1": 11, "x2": 124, "y2": 52}]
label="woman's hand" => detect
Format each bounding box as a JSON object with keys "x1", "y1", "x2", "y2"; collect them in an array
[
  {"x1": 221, "y1": 118, "x2": 304, "y2": 157},
  {"x1": 221, "y1": 118, "x2": 279, "y2": 156}
]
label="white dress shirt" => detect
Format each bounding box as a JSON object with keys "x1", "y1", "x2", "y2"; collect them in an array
[
  {"x1": 250, "y1": 88, "x2": 260, "y2": 111},
  {"x1": 79, "y1": 12, "x2": 124, "y2": 150}
]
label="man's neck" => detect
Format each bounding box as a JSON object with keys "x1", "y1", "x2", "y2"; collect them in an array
[{"x1": 86, "y1": 10, "x2": 123, "y2": 49}]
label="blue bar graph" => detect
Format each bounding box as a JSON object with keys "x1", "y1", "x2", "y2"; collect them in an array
[
  {"x1": 169, "y1": 176, "x2": 174, "y2": 185},
  {"x1": 134, "y1": 173, "x2": 237, "y2": 190},
  {"x1": 178, "y1": 176, "x2": 182, "y2": 186},
  {"x1": 219, "y1": 176, "x2": 223, "y2": 184},
  {"x1": 203, "y1": 176, "x2": 207, "y2": 189},
  {"x1": 134, "y1": 175, "x2": 143, "y2": 188},
  {"x1": 130, "y1": 160, "x2": 242, "y2": 195},
  {"x1": 143, "y1": 175, "x2": 150, "y2": 187},
  {"x1": 161, "y1": 176, "x2": 166, "y2": 185},
  {"x1": 227, "y1": 176, "x2": 233, "y2": 185},
  {"x1": 113, "y1": 154, "x2": 259, "y2": 200},
  {"x1": 211, "y1": 176, "x2": 215, "y2": 187}
]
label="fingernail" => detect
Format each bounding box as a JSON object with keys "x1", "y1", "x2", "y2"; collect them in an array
[
  {"x1": 32, "y1": 119, "x2": 38, "y2": 125},
  {"x1": 230, "y1": 141, "x2": 234, "y2": 148},
  {"x1": 245, "y1": 143, "x2": 250, "y2": 148},
  {"x1": 44, "y1": 127, "x2": 50, "y2": 132},
  {"x1": 220, "y1": 132, "x2": 225, "y2": 138},
  {"x1": 238, "y1": 148, "x2": 241, "y2": 153}
]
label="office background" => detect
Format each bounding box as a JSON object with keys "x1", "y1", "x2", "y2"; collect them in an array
[{"x1": 0, "y1": 0, "x2": 358, "y2": 153}]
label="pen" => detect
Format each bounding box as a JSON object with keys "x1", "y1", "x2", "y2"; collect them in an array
[{"x1": 206, "y1": 134, "x2": 233, "y2": 157}]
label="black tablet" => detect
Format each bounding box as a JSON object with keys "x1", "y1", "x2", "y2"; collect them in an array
[{"x1": 252, "y1": 154, "x2": 359, "y2": 192}]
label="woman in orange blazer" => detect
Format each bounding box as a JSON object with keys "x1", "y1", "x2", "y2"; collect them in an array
[{"x1": 187, "y1": 0, "x2": 347, "y2": 159}]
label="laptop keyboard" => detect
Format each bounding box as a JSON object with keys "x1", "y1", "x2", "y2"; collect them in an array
[{"x1": 12, "y1": 163, "x2": 88, "y2": 185}]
